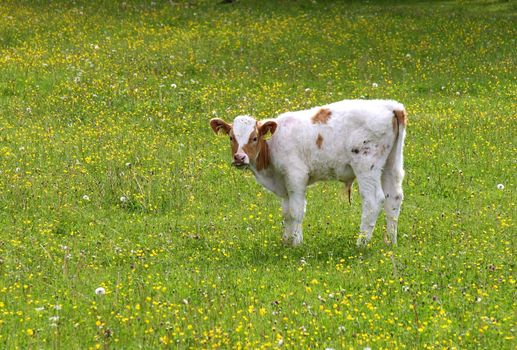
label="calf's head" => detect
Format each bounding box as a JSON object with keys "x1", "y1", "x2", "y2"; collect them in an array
[{"x1": 210, "y1": 116, "x2": 277, "y2": 170}]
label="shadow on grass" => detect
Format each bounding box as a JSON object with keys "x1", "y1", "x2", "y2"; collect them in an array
[{"x1": 244, "y1": 230, "x2": 374, "y2": 268}]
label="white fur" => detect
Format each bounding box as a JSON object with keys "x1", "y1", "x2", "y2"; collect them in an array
[
  {"x1": 231, "y1": 99, "x2": 406, "y2": 247},
  {"x1": 232, "y1": 115, "x2": 256, "y2": 163}
]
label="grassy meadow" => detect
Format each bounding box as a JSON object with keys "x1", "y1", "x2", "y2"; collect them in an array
[{"x1": 0, "y1": 0, "x2": 516, "y2": 348}]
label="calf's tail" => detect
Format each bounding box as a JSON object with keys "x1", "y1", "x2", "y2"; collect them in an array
[{"x1": 387, "y1": 108, "x2": 407, "y2": 175}]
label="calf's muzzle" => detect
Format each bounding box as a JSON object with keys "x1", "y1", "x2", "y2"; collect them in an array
[{"x1": 233, "y1": 152, "x2": 248, "y2": 166}]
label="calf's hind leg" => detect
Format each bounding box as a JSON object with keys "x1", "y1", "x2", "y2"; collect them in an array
[
  {"x1": 381, "y1": 168, "x2": 404, "y2": 245},
  {"x1": 355, "y1": 170, "x2": 385, "y2": 247}
]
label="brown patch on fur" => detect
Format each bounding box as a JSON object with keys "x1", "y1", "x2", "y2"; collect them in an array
[
  {"x1": 255, "y1": 140, "x2": 270, "y2": 171},
  {"x1": 242, "y1": 129, "x2": 259, "y2": 160},
  {"x1": 210, "y1": 118, "x2": 232, "y2": 135},
  {"x1": 316, "y1": 133, "x2": 324, "y2": 149},
  {"x1": 311, "y1": 108, "x2": 332, "y2": 124},
  {"x1": 241, "y1": 121, "x2": 277, "y2": 171},
  {"x1": 229, "y1": 130, "x2": 238, "y2": 155},
  {"x1": 258, "y1": 120, "x2": 277, "y2": 139},
  {"x1": 345, "y1": 178, "x2": 355, "y2": 205},
  {"x1": 394, "y1": 109, "x2": 407, "y2": 127},
  {"x1": 242, "y1": 128, "x2": 270, "y2": 171},
  {"x1": 392, "y1": 115, "x2": 398, "y2": 133}
]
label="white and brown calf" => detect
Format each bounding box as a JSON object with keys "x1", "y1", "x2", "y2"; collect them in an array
[{"x1": 210, "y1": 99, "x2": 407, "y2": 247}]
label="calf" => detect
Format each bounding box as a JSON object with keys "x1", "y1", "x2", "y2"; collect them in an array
[{"x1": 210, "y1": 99, "x2": 407, "y2": 247}]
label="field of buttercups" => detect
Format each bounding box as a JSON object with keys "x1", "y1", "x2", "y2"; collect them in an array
[{"x1": 0, "y1": 0, "x2": 515, "y2": 349}]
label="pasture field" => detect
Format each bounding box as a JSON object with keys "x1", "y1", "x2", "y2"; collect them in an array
[{"x1": 0, "y1": 0, "x2": 515, "y2": 349}]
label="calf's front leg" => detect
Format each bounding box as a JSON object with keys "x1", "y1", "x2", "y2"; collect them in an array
[
  {"x1": 285, "y1": 190, "x2": 306, "y2": 246},
  {"x1": 281, "y1": 198, "x2": 293, "y2": 244}
]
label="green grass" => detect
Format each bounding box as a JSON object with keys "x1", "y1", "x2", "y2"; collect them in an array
[{"x1": 0, "y1": 0, "x2": 515, "y2": 348}]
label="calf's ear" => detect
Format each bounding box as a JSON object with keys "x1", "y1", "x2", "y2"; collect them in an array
[
  {"x1": 258, "y1": 121, "x2": 277, "y2": 138},
  {"x1": 210, "y1": 118, "x2": 232, "y2": 135}
]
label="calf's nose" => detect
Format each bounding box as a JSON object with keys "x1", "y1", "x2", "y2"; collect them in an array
[{"x1": 233, "y1": 153, "x2": 246, "y2": 163}]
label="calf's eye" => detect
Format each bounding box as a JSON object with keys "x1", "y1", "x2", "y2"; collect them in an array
[{"x1": 253, "y1": 137, "x2": 258, "y2": 142}]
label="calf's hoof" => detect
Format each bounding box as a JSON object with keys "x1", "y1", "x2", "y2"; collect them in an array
[
  {"x1": 282, "y1": 233, "x2": 292, "y2": 246},
  {"x1": 384, "y1": 232, "x2": 397, "y2": 245},
  {"x1": 282, "y1": 234, "x2": 302, "y2": 247},
  {"x1": 356, "y1": 233, "x2": 370, "y2": 248},
  {"x1": 291, "y1": 235, "x2": 303, "y2": 247}
]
